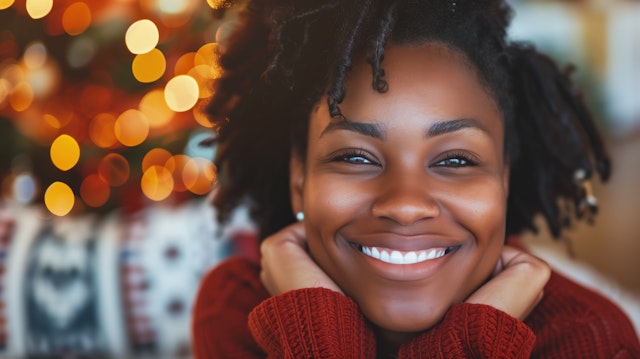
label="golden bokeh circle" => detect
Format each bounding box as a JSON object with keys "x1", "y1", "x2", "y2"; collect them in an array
[
  {"x1": 50, "y1": 134, "x2": 80, "y2": 171},
  {"x1": 125, "y1": 19, "x2": 159, "y2": 55},
  {"x1": 44, "y1": 181, "x2": 75, "y2": 216},
  {"x1": 141, "y1": 165, "x2": 174, "y2": 201}
]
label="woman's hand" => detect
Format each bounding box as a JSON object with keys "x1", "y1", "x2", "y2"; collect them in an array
[
  {"x1": 466, "y1": 245, "x2": 551, "y2": 321},
  {"x1": 259, "y1": 222, "x2": 344, "y2": 296}
]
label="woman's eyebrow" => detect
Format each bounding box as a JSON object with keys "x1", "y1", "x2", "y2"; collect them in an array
[
  {"x1": 427, "y1": 118, "x2": 489, "y2": 137},
  {"x1": 320, "y1": 119, "x2": 386, "y2": 139}
]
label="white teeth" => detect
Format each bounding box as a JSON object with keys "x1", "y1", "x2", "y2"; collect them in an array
[
  {"x1": 390, "y1": 251, "x2": 403, "y2": 264},
  {"x1": 360, "y1": 245, "x2": 450, "y2": 265},
  {"x1": 404, "y1": 251, "x2": 417, "y2": 264}
]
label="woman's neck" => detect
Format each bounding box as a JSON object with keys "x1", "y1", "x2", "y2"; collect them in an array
[{"x1": 375, "y1": 327, "x2": 419, "y2": 357}]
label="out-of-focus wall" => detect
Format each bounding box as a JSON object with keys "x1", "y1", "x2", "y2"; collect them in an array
[{"x1": 509, "y1": 0, "x2": 640, "y2": 293}]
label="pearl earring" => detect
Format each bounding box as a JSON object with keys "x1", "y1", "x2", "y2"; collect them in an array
[{"x1": 296, "y1": 211, "x2": 304, "y2": 221}]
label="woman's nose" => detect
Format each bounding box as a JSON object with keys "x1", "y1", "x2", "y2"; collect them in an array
[{"x1": 370, "y1": 174, "x2": 440, "y2": 225}]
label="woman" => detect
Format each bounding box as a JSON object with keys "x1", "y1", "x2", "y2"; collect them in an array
[{"x1": 193, "y1": 0, "x2": 640, "y2": 357}]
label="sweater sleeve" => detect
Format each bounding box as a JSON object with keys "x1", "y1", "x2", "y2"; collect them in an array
[
  {"x1": 248, "y1": 287, "x2": 377, "y2": 359},
  {"x1": 192, "y1": 257, "x2": 270, "y2": 359},
  {"x1": 525, "y1": 271, "x2": 640, "y2": 358},
  {"x1": 398, "y1": 303, "x2": 535, "y2": 358}
]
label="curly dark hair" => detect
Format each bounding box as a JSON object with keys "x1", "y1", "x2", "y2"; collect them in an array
[{"x1": 206, "y1": 0, "x2": 610, "y2": 240}]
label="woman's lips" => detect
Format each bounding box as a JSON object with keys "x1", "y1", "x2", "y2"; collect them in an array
[{"x1": 355, "y1": 244, "x2": 459, "y2": 265}]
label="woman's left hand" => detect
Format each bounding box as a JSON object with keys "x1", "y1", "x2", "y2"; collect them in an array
[
  {"x1": 465, "y1": 245, "x2": 550, "y2": 320},
  {"x1": 259, "y1": 221, "x2": 344, "y2": 296}
]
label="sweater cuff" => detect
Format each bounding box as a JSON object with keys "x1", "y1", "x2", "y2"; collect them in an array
[
  {"x1": 399, "y1": 303, "x2": 535, "y2": 358},
  {"x1": 249, "y1": 287, "x2": 376, "y2": 358}
]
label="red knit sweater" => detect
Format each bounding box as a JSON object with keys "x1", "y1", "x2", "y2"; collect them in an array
[{"x1": 192, "y1": 257, "x2": 640, "y2": 358}]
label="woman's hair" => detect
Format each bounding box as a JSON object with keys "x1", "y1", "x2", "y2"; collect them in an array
[{"x1": 206, "y1": 0, "x2": 610, "y2": 240}]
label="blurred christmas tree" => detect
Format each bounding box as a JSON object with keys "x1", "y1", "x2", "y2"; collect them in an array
[{"x1": 0, "y1": 0, "x2": 232, "y2": 216}]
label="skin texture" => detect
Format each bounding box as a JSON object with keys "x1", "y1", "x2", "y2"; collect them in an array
[{"x1": 260, "y1": 42, "x2": 550, "y2": 351}]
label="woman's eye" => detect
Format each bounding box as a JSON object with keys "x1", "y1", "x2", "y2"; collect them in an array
[
  {"x1": 339, "y1": 154, "x2": 372, "y2": 164},
  {"x1": 433, "y1": 154, "x2": 476, "y2": 168},
  {"x1": 331, "y1": 150, "x2": 377, "y2": 165}
]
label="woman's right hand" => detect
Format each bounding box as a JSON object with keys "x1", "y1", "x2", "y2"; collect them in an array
[
  {"x1": 259, "y1": 222, "x2": 344, "y2": 296},
  {"x1": 465, "y1": 245, "x2": 550, "y2": 321}
]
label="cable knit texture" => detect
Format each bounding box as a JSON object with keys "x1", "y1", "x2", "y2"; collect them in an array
[{"x1": 192, "y1": 257, "x2": 640, "y2": 358}]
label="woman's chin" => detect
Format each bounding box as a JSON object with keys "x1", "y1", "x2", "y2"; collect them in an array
[{"x1": 364, "y1": 305, "x2": 448, "y2": 335}]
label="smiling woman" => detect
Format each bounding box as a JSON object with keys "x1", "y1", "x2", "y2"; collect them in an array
[{"x1": 193, "y1": 0, "x2": 640, "y2": 358}]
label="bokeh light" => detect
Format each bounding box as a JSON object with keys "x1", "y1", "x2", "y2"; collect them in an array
[
  {"x1": 150, "y1": 0, "x2": 192, "y2": 15},
  {"x1": 182, "y1": 157, "x2": 216, "y2": 195},
  {"x1": 164, "y1": 75, "x2": 198, "y2": 112},
  {"x1": 174, "y1": 52, "x2": 196, "y2": 75},
  {"x1": 43, "y1": 113, "x2": 61, "y2": 128},
  {"x1": 12, "y1": 173, "x2": 38, "y2": 204},
  {"x1": 206, "y1": 0, "x2": 232, "y2": 10},
  {"x1": 141, "y1": 165, "x2": 173, "y2": 201},
  {"x1": 9, "y1": 82, "x2": 34, "y2": 112},
  {"x1": 26, "y1": 0, "x2": 53, "y2": 19},
  {"x1": 194, "y1": 43, "x2": 222, "y2": 79},
  {"x1": 0, "y1": 78, "x2": 11, "y2": 105},
  {"x1": 0, "y1": 0, "x2": 15, "y2": 10},
  {"x1": 114, "y1": 109, "x2": 149, "y2": 146},
  {"x1": 98, "y1": 153, "x2": 130, "y2": 186},
  {"x1": 62, "y1": 2, "x2": 92, "y2": 36},
  {"x1": 187, "y1": 66, "x2": 213, "y2": 99},
  {"x1": 139, "y1": 89, "x2": 173, "y2": 128},
  {"x1": 215, "y1": 20, "x2": 236, "y2": 46},
  {"x1": 26, "y1": 61, "x2": 59, "y2": 98},
  {"x1": 89, "y1": 113, "x2": 118, "y2": 148},
  {"x1": 141, "y1": 0, "x2": 198, "y2": 28},
  {"x1": 192, "y1": 101, "x2": 213, "y2": 128},
  {"x1": 44, "y1": 181, "x2": 75, "y2": 216},
  {"x1": 164, "y1": 154, "x2": 190, "y2": 192},
  {"x1": 125, "y1": 19, "x2": 159, "y2": 55},
  {"x1": 50, "y1": 134, "x2": 80, "y2": 171},
  {"x1": 132, "y1": 48, "x2": 166, "y2": 83},
  {"x1": 142, "y1": 148, "x2": 172, "y2": 172},
  {"x1": 1, "y1": 0, "x2": 226, "y2": 213},
  {"x1": 23, "y1": 42, "x2": 47, "y2": 69},
  {"x1": 80, "y1": 174, "x2": 110, "y2": 207}
]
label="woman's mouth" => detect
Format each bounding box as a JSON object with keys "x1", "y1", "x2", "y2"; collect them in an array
[{"x1": 356, "y1": 244, "x2": 458, "y2": 265}]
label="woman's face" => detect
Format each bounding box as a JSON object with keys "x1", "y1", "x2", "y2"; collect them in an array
[{"x1": 290, "y1": 43, "x2": 509, "y2": 334}]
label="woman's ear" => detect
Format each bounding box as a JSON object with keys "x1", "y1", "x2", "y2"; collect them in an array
[{"x1": 289, "y1": 150, "x2": 305, "y2": 215}]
